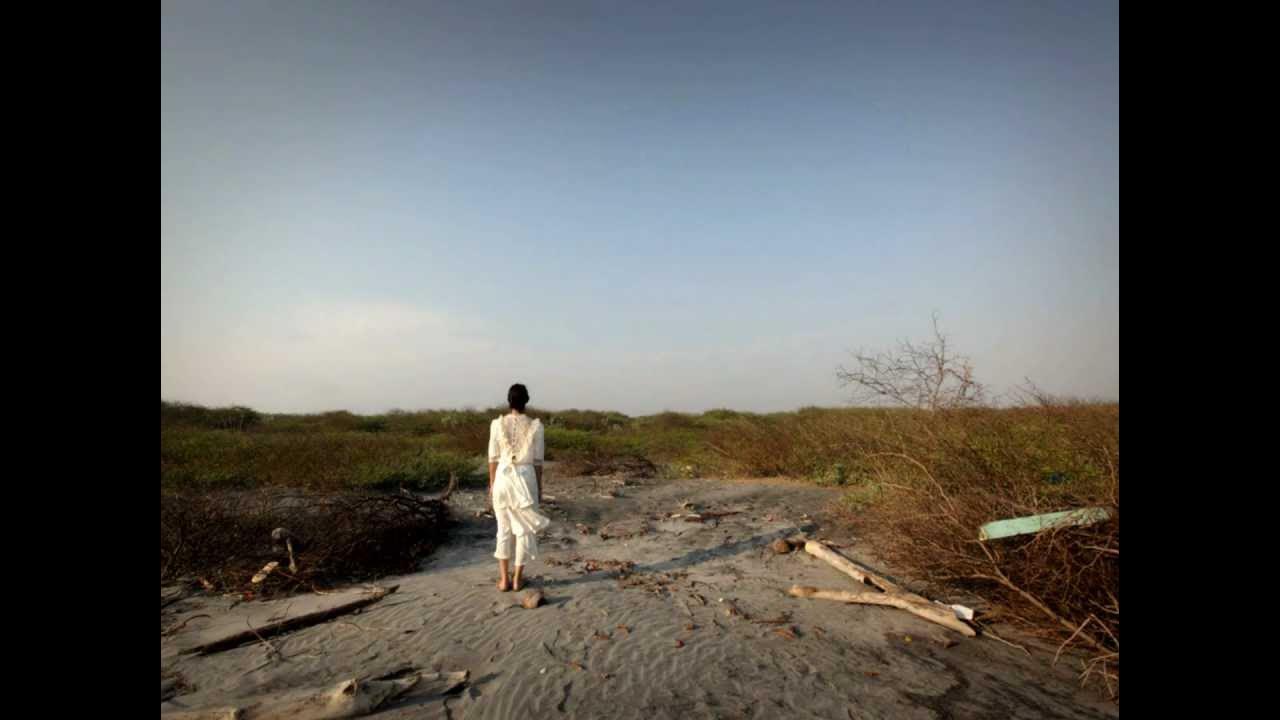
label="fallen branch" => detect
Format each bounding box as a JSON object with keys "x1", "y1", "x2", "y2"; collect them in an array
[
  {"x1": 181, "y1": 585, "x2": 398, "y2": 656},
  {"x1": 789, "y1": 585, "x2": 976, "y2": 637},
  {"x1": 802, "y1": 541, "x2": 981, "y2": 636},
  {"x1": 245, "y1": 617, "x2": 284, "y2": 662},
  {"x1": 802, "y1": 540, "x2": 903, "y2": 594},
  {"x1": 981, "y1": 627, "x2": 1031, "y2": 655}
]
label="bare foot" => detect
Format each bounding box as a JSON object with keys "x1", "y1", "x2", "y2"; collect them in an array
[
  {"x1": 512, "y1": 573, "x2": 524, "y2": 592},
  {"x1": 497, "y1": 576, "x2": 510, "y2": 592}
]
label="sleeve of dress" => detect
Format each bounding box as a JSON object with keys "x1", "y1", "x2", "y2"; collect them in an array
[
  {"x1": 488, "y1": 420, "x2": 500, "y2": 463},
  {"x1": 533, "y1": 421, "x2": 545, "y2": 466}
]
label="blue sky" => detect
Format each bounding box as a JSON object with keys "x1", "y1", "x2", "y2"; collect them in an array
[{"x1": 161, "y1": 1, "x2": 1118, "y2": 414}]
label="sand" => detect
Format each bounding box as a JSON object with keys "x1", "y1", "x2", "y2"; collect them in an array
[{"x1": 161, "y1": 467, "x2": 1119, "y2": 719}]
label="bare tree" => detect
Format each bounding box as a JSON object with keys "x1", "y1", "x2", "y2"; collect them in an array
[{"x1": 837, "y1": 313, "x2": 986, "y2": 410}]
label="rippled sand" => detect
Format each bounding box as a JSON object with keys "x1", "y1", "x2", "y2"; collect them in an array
[{"x1": 161, "y1": 470, "x2": 1118, "y2": 719}]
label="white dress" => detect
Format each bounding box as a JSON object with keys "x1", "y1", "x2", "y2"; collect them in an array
[{"x1": 488, "y1": 413, "x2": 550, "y2": 564}]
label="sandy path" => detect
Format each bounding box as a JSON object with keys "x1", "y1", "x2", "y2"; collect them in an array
[{"x1": 161, "y1": 469, "x2": 1118, "y2": 719}]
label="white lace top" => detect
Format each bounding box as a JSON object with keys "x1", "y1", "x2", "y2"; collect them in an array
[{"x1": 488, "y1": 413, "x2": 545, "y2": 466}]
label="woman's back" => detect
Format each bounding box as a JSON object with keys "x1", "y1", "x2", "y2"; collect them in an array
[{"x1": 489, "y1": 414, "x2": 544, "y2": 466}]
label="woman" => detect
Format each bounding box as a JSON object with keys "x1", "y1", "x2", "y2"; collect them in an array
[{"x1": 487, "y1": 383, "x2": 550, "y2": 591}]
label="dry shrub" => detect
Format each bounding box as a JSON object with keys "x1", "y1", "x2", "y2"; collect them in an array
[
  {"x1": 850, "y1": 405, "x2": 1119, "y2": 698},
  {"x1": 160, "y1": 488, "x2": 453, "y2": 597},
  {"x1": 702, "y1": 407, "x2": 899, "y2": 479}
]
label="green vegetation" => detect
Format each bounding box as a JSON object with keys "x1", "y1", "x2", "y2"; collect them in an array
[{"x1": 161, "y1": 400, "x2": 1117, "y2": 502}]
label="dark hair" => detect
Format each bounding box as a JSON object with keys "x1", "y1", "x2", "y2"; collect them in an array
[{"x1": 507, "y1": 383, "x2": 530, "y2": 412}]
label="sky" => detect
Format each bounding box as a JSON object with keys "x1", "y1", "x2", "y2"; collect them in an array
[{"x1": 161, "y1": 1, "x2": 1119, "y2": 415}]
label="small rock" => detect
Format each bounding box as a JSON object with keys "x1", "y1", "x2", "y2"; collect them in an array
[
  {"x1": 770, "y1": 538, "x2": 794, "y2": 554},
  {"x1": 521, "y1": 590, "x2": 545, "y2": 609}
]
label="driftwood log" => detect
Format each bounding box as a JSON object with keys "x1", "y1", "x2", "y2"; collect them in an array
[
  {"x1": 788, "y1": 585, "x2": 975, "y2": 636},
  {"x1": 181, "y1": 586, "x2": 399, "y2": 655},
  {"x1": 802, "y1": 540, "x2": 904, "y2": 593},
  {"x1": 795, "y1": 541, "x2": 976, "y2": 637}
]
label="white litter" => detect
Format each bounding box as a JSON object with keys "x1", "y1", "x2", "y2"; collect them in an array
[{"x1": 934, "y1": 601, "x2": 975, "y2": 621}]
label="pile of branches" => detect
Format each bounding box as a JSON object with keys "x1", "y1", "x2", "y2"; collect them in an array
[{"x1": 161, "y1": 481, "x2": 455, "y2": 598}]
